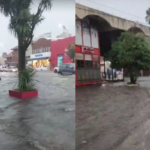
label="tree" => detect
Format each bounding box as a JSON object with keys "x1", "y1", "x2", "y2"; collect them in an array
[
  {"x1": 146, "y1": 8, "x2": 150, "y2": 24},
  {"x1": 109, "y1": 32, "x2": 150, "y2": 84},
  {"x1": 66, "y1": 43, "x2": 75, "y2": 62},
  {"x1": 0, "y1": 0, "x2": 52, "y2": 72}
]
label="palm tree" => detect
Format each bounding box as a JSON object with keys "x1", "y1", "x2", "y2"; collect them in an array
[
  {"x1": 0, "y1": 0, "x2": 52, "y2": 72},
  {"x1": 146, "y1": 8, "x2": 150, "y2": 24},
  {"x1": 66, "y1": 43, "x2": 75, "y2": 62}
]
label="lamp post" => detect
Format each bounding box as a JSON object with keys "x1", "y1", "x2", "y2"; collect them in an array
[
  {"x1": 58, "y1": 24, "x2": 70, "y2": 35},
  {"x1": 0, "y1": 43, "x2": 8, "y2": 51}
]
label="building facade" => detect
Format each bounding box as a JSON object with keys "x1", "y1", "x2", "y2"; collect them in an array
[
  {"x1": 50, "y1": 36, "x2": 75, "y2": 69},
  {"x1": 0, "y1": 56, "x2": 6, "y2": 65},
  {"x1": 76, "y1": 3, "x2": 150, "y2": 84},
  {"x1": 5, "y1": 46, "x2": 18, "y2": 66},
  {"x1": 30, "y1": 38, "x2": 51, "y2": 69}
]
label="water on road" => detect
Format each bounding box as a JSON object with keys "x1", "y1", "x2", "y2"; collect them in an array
[{"x1": 0, "y1": 72, "x2": 75, "y2": 150}]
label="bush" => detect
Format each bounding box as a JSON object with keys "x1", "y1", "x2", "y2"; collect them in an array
[{"x1": 18, "y1": 67, "x2": 36, "y2": 92}]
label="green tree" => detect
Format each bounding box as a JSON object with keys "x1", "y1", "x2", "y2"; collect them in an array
[
  {"x1": 146, "y1": 8, "x2": 150, "y2": 24},
  {"x1": 66, "y1": 43, "x2": 75, "y2": 62},
  {"x1": 0, "y1": 0, "x2": 52, "y2": 72},
  {"x1": 109, "y1": 32, "x2": 150, "y2": 84}
]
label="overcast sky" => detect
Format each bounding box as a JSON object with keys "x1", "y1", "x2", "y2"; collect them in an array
[
  {"x1": 1, "y1": 0, "x2": 150, "y2": 55},
  {"x1": 76, "y1": 0, "x2": 150, "y2": 25},
  {"x1": 0, "y1": 0, "x2": 75, "y2": 55}
]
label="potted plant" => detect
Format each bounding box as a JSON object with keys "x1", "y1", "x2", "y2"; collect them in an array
[{"x1": 9, "y1": 67, "x2": 38, "y2": 99}]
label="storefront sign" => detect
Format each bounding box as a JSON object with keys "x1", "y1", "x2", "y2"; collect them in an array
[
  {"x1": 75, "y1": 53, "x2": 83, "y2": 60},
  {"x1": 82, "y1": 47, "x2": 94, "y2": 53},
  {"x1": 30, "y1": 52, "x2": 51, "y2": 59},
  {"x1": 35, "y1": 54, "x2": 43, "y2": 57}
]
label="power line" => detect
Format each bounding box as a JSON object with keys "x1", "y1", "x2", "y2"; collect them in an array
[
  {"x1": 86, "y1": 0, "x2": 145, "y2": 20},
  {"x1": 83, "y1": 0, "x2": 148, "y2": 24}
]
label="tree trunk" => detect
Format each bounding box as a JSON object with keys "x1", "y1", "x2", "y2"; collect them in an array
[
  {"x1": 130, "y1": 75, "x2": 136, "y2": 84},
  {"x1": 18, "y1": 43, "x2": 26, "y2": 72}
]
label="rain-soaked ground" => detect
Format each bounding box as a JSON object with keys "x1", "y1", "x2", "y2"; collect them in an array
[
  {"x1": 76, "y1": 77, "x2": 150, "y2": 150},
  {"x1": 0, "y1": 72, "x2": 75, "y2": 150}
]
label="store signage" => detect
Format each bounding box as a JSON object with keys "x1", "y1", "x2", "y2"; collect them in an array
[
  {"x1": 82, "y1": 47, "x2": 94, "y2": 53},
  {"x1": 30, "y1": 52, "x2": 51, "y2": 59},
  {"x1": 35, "y1": 54, "x2": 43, "y2": 57}
]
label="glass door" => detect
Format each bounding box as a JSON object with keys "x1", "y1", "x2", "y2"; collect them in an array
[{"x1": 57, "y1": 55, "x2": 63, "y2": 67}]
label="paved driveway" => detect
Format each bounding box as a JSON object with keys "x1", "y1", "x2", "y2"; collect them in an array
[{"x1": 0, "y1": 72, "x2": 75, "y2": 150}]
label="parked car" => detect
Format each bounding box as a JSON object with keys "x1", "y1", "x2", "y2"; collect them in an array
[
  {"x1": 35, "y1": 66, "x2": 47, "y2": 71},
  {"x1": 53, "y1": 67, "x2": 59, "y2": 73},
  {"x1": 58, "y1": 63, "x2": 75, "y2": 75},
  {"x1": 0, "y1": 66, "x2": 7, "y2": 72},
  {"x1": 9, "y1": 66, "x2": 18, "y2": 72}
]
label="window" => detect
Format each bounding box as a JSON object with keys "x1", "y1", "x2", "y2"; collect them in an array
[
  {"x1": 76, "y1": 60, "x2": 84, "y2": 69},
  {"x1": 85, "y1": 61, "x2": 92, "y2": 69}
]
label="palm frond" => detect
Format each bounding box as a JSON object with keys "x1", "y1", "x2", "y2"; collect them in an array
[{"x1": 146, "y1": 8, "x2": 150, "y2": 24}]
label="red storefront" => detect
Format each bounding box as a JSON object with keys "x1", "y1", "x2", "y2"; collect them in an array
[
  {"x1": 76, "y1": 19, "x2": 102, "y2": 86},
  {"x1": 50, "y1": 36, "x2": 75, "y2": 70}
]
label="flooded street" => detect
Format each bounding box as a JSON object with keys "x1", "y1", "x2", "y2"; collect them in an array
[
  {"x1": 76, "y1": 77, "x2": 150, "y2": 150},
  {"x1": 0, "y1": 72, "x2": 75, "y2": 150}
]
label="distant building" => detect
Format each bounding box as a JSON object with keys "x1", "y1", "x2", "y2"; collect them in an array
[
  {"x1": 0, "y1": 56, "x2": 6, "y2": 65},
  {"x1": 50, "y1": 36, "x2": 75, "y2": 70},
  {"x1": 29, "y1": 34, "x2": 51, "y2": 69},
  {"x1": 5, "y1": 44, "x2": 32, "y2": 66},
  {"x1": 2, "y1": 52, "x2": 7, "y2": 58}
]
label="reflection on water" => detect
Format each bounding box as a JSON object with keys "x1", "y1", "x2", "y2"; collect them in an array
[{"x1": 0, "y1": 72, "x2": 75, "y2": 150}]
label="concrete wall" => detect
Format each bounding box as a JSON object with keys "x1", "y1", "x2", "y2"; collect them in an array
[{"x1": 76, "y1": 3, "x2": 150, "y2": 36}]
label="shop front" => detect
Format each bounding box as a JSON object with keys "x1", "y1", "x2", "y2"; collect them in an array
[
  {"x1": 29, "y1": 52, "x2": 51, "y2": 70},
  {"x1": 75, "y1": 19, "x2": 102, "y2": 86}
]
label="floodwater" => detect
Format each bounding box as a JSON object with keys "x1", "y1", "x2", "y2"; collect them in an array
[
  {"x1": 0, "y1": 72, "x2": 75, "y2": 150},
  {"x1": 76, "y1": 77, "x2": 150, "y2": 150}
]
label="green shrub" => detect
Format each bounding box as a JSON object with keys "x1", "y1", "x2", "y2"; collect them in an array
[{"x1": 17, "y1": 67, "x2": 36, "y2": 92}]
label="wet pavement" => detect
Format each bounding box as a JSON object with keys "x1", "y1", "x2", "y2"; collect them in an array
[
  {"x1": 76, "y1": 77, "x2": 150, "y2": 150},
  {"x1": 0, "y1": 72, "x2": 75, "y2": 150}
]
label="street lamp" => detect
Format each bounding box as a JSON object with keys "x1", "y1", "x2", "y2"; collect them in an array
[
  {"x1": 0, "y1": 43, "x2": 9, "y2": 51},
  {"x1": 58, "y1": 23, "x2": 70, "y2": 35}
]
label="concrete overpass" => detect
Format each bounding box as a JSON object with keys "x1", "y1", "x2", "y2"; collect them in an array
[{"x1": 76, "y1": 3, "x2": 150, "y2": 36}]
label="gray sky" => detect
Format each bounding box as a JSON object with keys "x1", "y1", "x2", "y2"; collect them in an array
[
  {"x1": 76, "y1": 0, "x2": 150, "y2": 25},
  {"x1": 0, "y1": 0, "x2": 75, "y2": 55},
  {"x1": 1, "y1": 0, "x2": 150, "y2": 55}
]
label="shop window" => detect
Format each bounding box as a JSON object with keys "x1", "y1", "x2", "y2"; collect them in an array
[
  {"x1": 85, "y1": 61, "x2": 92, "y2": 69},
  {"x1": 76, "y1": 60, "x2": 84, "y2": 68},
  {"x1": 93, "y1": 62, "x2": 99, "y2": 69}
]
